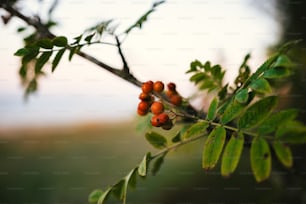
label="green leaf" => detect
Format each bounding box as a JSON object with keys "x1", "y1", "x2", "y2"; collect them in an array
[
  {"x1": 235, "y1": 88, "x2": 248, "y2": 104},
  {"x1": 52, "y1": 48, "x2": 65, "y2": 72},
  {"x1": 35, "y1": 51, "x2": 52, "y2": 73},
  {"x1": 112, "y1": 179, "x2": 125, "y2": 200},
  {"x1": 271, "y1": 54, "x2": 293, "y2": 68},
  {"x1": 145, "y1": 132, "x2": 167, "y2": 149},
  {"x1": 263, "y1": 67, "x2": 291, "y2": 79},
  {"x1": 272, "y1": 141, "x2": 293, "y2": 168},
  {"x1": 187, "y1": 59, "x2": 202, "y2": 73},
  {"x1": 202, "y1": 126, "x2": 226, "y2": 170},
  {"x1": 190, "y1": 73, "x2": 206, "y2": 84},
  {"x1": 21, "y1": 47, "x2": 40, "y2": 63},
  {"x1": 250, "y1": 78, "x2": 271, "y2": 94},
  {"x1": 250, "y1": 137, "x2": 271, "y2": 182},
  {"x1": 183, "y1": 121, "x2": 209, "y2": 140},
  {"x1": 53, "y1": 36, "x2": 68, "y2": 47},
  {"x1": 125, "y1": 1, "x2": 165, "y2": 33},
  {"x1": 85, "y1": 33, "x2": 95, "y2": 43},
  {"x1": 69, "y1": 46, "x2": 77, "y2": 61},
  {"x1": 138, "y1": 152, "x2": 151, "y2": 177},
  {"x1": 238, "y1": 96, "x2": 278, "y2": 130},
  {"x1": 218, "y1": 83, "x2": 228, "y2": 100},
  {"x1": 14, "y1": 48, "x2": 30, "y2": 56},
  {"x1": 220, "y1": 99, "x2": 245, "y2": 125},
  {"x1": 207, "y1": 97, "x2": 219, "y2": 121},
  {"x1": 151, "y1": 153, "x2": 166, "y2": 176},
  {"x1": 37, "y1": 39, "x2": 53, "y2": 49},
  {"x1": 221, "y1": 132, "x2": 244, "y2": 177},
  {"x1": 88, "y1": 189, "x2": 104, "y2": 204},
  {"x1": 258, "y1": 109, "x2": 297, "y2": 135},
  {"x1": 97, "y1": 187, "x2": 112, "y2": 204},
  {"x1": 126, "y1": 168, "x2": 137, "y2": 189},
  {"x1": 276, "y1": 121, "x2": 306, "y2": 144}
]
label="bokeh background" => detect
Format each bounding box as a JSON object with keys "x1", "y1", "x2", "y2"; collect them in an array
[{"x1": 0, "y1": 0, "x2": 306, "y2": 203}]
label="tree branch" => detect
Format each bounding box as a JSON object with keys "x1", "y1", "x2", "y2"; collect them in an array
[{"x1": 0, "y1": 3, "x2": 142, "y2": 88}]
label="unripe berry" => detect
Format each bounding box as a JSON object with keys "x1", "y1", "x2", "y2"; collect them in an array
[
  {"x1": 138, "y1": 101, "x2": 150, "y2": 113},
  {"x1": 150, "y1": 101, "x2": 164, "y2": 115},
  {"x1": 151, "y1": 115, "x2": 161, "y2": 127},
  {"x1": 142, "y1": 81, "x2": 154, "y2": 93},
  {"x1": 139, "y1": 92, "x2": 151, "y2": 101},
  {"x1": 153, "y1": 81, "x2": 164, "y2": 93},
  {"x1": 157, "y1": 113, "x2": 170, "y2": 124},
  {"x1": 167, "y1": 82, "x2": 176, "y2": 91},
  {"x1": 170, "y1": 94, "x2": 182, "y2": 106}
]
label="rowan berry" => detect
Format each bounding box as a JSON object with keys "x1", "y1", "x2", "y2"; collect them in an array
[
  {"x1": 139, "y1": 92, "x2": 151, "y2": 101},
  {"x1": 167, "y1": 82, "x2": 176, "y2": 91},
  {"x1": 153, "y1": 81, "x2": 164, "y2": 93},
  {"x1": 150, "y1": 101, "x2": 164, "y2": 115},
  {"x1": 142, "y1": 81, "x2": 153, "y2": 93},
  {"x1": 151, "y1": 115, "x2": 161, "y2": 127},
  {"x1": 170, "y1": 94, "x2": 182, "y2": 106},
  {"x1": 138, "y1": 101, "x2": 150, "y2": 113},
  {"x1": 137, "y1": 109, "x2": 148, "y2": 116},
  {"x1": 157, "y1": 113, "x2": 170, "y2": 124}
]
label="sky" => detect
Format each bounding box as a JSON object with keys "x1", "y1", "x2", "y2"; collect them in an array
[{"x1": 0, "y1": 0, "x2": 281, "y2": 128}]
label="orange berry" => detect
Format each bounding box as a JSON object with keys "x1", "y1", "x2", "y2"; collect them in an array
[
  {"x1": 138, "y1": 101, "x2": 150, "y2": 112},
  {"x1": 157, "y1": 113, "x2": 169, "y2": 124},
  {"x1": 139, "y1": 92, "x2": 151, "y2": 101},
  {"x1": 137, "y1": 109, "x2": 148, "y2": 116},
  {"x1": 153, "y1": 81, "x2": 164, "y2": 93},
  {"x1": 166, "y1": 90, "x2": 177, "y2": 98},
  {"x1": 170, "y1": 94, "x2": 182, "y2": 106},
  {"x1": 151, "y1": 115, "x2": 161, "y2": 127},
  {"x1": 142, "y1": 81, "x2": 153, "y2": 93},
  {"x1": 167, "y1": 82, "x2": 176, "y2": 91},
  {"x1": 150, "y1": 101, "x2": 164, "y2": 115}
]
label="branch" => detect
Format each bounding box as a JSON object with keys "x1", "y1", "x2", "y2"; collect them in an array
[
  {"x1": 115, "y1": 35, "x2": 130, "y2": 74},
  {"x1": 0, "y1": 4, "x2": 142, "y2": 88}
]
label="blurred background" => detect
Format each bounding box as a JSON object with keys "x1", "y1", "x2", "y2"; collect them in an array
[{"x1": 0, "y1": 0, "x2": 306, "y2": 203}]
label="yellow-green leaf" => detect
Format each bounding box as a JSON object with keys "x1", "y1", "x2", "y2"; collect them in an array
[
  {"x1": 138, "y1": 152, "x2": 151, "y2": 177},
  {"x1": 220, "y1": 99, "x2": 245, "y2": 125},
  {"x1": 207, "y1": 97, "x2": 219, "y2": 121},
  {"x1": 250, "y1": 137, "x2": 271, "y2": 182},
  {"x1": 221, "y1": 132, "x2": 244, "y2": 177},
  {"x1": 272, "y1": 141, "x2": 293, "y2": 168},
  {"x1": 145, "y1": 132, "x2": 167, "y2": 149},
  {"x1": 97, "y1": 187, "x2": 112, "y2": 204},
  {"x1": 183, "y1": 121, "x2": 208, "y2": 140},
  {"x1": 202, "y1": 126, "x2": 226, "y2": 170}
]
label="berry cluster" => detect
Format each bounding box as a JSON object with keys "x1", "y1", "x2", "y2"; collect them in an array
[{"x1": 137, "y1": 80, "x2": 183, "y2": 130}]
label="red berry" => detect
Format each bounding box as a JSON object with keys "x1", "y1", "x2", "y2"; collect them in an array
[
  {"x1": 167, "y1": 82, "x2": 176, "y2": 91},
  {"x1": 139, "y1": 92, "x2": 151, "y2": 101},
  {"x1": 170, "y1": 94, "x2": 182, "y2": 106},
  {"x1": 138, "y1": 101, "x2": 150, "y2": 113},
  {"x1": 137, "y1": 109, "x2": 148, "y2": 116},
  {"x1": 142, "y1": 81, "x2": 153, "y2": 93},
  {"x1": 166, "y1": 90, "x2": 177, "y2": 98},
  {"x1": 150, "y1": 101, "x2": 164, "y2": 115},
  {"x1": 151, "y1": 115, "x2": 161, "y2": 127},
  {"x1": 157, "y1": 113, "x2": 170, "y2": 124},
  {"x1": 153, "y1": 81, "x2": 164, "y2": 93}
]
